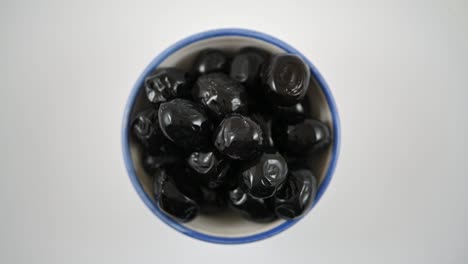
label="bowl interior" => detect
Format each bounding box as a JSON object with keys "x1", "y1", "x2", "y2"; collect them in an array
[{"x1": 126, "y1": 35, "x2": 334, "y2": 238}]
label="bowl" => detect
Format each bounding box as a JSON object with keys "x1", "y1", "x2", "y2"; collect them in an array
[{"x1": 122, "y1": 28, "x2": 340, "y2": 244}]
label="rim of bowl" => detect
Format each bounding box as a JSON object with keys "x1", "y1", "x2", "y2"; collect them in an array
[{"x1": 122, "y1": 28, "x2": 341, "y2": 244}]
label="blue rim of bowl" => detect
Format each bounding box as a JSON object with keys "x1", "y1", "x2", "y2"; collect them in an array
[{"x1": 122, "y1": 28, "x2": 341, "y2": 244}]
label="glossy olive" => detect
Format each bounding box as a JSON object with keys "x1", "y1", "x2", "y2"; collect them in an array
[
  {"x1": 261, "y1": 54, "x2": 310, "y2": 106},
  {"x1": 153, "y1": 167, "x2": 199, "y2": 222},
  {"x1": 230, "y1": 47, "x2": 268, "y2": 89},
  {"x1": 145, "y1": 68, "x2": 190, "y2": 104},
  {"x1": 273, "y1": 119, "x2": 331, "y2": 154},
  {"x1": 158, "y1": 99, "x2": 213, "y2": 149},
  {"x1": 213, "y1": 114, "x2": 263, "y2": 160},
  {"x1": 192, "y1": 73, "x2": 248, "y2": 119},
  {"x1": 274, "y1": 169, "x2": 317, "y2": 220},
  {"x1": 192, "y1": 49, "x2": 229, "y2": 76},
  {"x1": 132, "y1": 108, "x2": 162, "y2": 148},
  {"x1": 240, "y1": 151, "x2": 288, "y2": 199}
]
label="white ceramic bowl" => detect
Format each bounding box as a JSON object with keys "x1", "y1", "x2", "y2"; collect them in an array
[{"x1": 122, "y1": 28, "x2": 340, "y2": 244}]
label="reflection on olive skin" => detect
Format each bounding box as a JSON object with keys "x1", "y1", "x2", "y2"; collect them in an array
[
  {"x1": 274, "y1": 169, "x2": 317, "y2": 220},
  {"x1": 158, "y1": 99, "x2": 213, "y2": 150},
  {"x1": 213, "y1": 115, "x2": 263, "y2": 160},
  {"x1": 240, "y1": 152, "x2": 288, "y2": 199}
]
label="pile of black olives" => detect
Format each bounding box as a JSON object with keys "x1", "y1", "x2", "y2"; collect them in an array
[{"x1": 132, "y1": 47, "x2": 331, "y2": 223}]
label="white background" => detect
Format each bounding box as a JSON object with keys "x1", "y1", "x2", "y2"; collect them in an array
[{"x1": 1, "y1": 0, "x2": 467, "y2": 263}]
